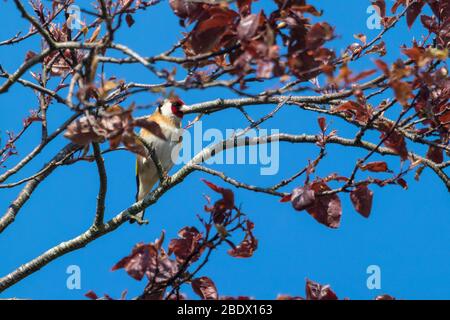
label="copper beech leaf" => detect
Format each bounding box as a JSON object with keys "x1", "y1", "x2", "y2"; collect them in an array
[
  {"x1": 169, "y1": 0, "x2": 203, "y2": 20},
  {"x1": 350, "y1": 184, "x2": 374, "y2": 218},
  {"x1": 372, "y1": 0, "x2": 386, "y2": 18},
  {"x1": 277, "y1": 295, "x2": 304, "y2": 300},
  {"x1": 293, "y1": 4, "x2": 323, "y2": 17},
  {"x1": 112, "y1": 233, "x2": 178, "y2": 283},
  {"x1": 202, "y1": 179, "x2": 235, "y2": 209},
  {"x1": 237, "y1": 13, "x2": 260, "y2": 41},
  {"x1": 202, "y1": 179, "x2": 235, "y2": 224},
  {"x1": 192, "y1": 276, "x2": 218, "y2": 300},
  {"x1": 291, "y1": 186, "x2": 316, "y2": 211},
  {"x1": 375, "y1": 294, "x2": 396, "y2": 300},
  {"x1": 64, "y1": 106, "x2": 171, "y2": 158},
  {"x1": 111, "y1": 242, "x2": 158, "y2": 281},
  {"x1": 359, "y1": 161, "x2": 391, "y2": 173},
  {"x1": 382, "y1": 130, "x2": 408, "y2": 160},
  {"x1": 237, "y1": 0, "x2": 252, "y2": 16},
  {"x1": 290, "y1": 181, "x2": 342, "y2": 228},
  {"x1": 305, "y1": 279, "x2": 338, "y2": 300},
  {"x1": 305, "y1": 22, "x2": 334, "y2": 50},
  {"x1": 228, "y1": 239, "x2": 257, "y2": 258},
  {"x1": 189, "y1": 8, "x2": 238, "y2": 54},
  {"x1": 85, "y1": 290, "x2": 99, "y2": 300},
  {"x1": 228, "y1": 221, "x2": 258, "y2": 258},
  {"x1": 279, "y1": 194, "x2": 292, "y2": 203},
  {"x1": 391, "y1": 0, "x2": 405, "y2": 14},
  {"x1": 366, "y1": 41, "x2": 386, "y2": 56},
  {"x1": 318, "y1": 117, "x2": 326, "y2": 132},
  {"x1": 306, "y1": 181, "x2": 342, "y2": 229},
  {"x1": 426, "y1": 144, "x2": 444, "y2": 164},
  {"x1": 406, "y1": 1, "x2": 425, "y2": 28},
  {"x1": 125, "y1": 14, "x2": 135, "y2": 27},
  {"x1": 334, "y1": 101, "x2": 370, "y2": 123},
  {"x1": 397, "y1": 178, "x2": 408, "y2": 190},
  {"x1": 374, "y1": 59, "x2": 390, "y2": 75},
  {"x1": 168, "y1": 226, "x2": 203, "y2": 262}
]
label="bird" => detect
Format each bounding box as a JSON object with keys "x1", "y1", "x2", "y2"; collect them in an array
[{"x1": 132, "y1": 97, "x2": 186, "y2": 223}]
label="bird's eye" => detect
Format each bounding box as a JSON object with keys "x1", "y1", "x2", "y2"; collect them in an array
[{"x1": 172, "y1": 101, "x2": 182, "y2": 109}]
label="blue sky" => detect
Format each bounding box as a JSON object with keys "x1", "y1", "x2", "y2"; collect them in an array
[{"x1": 0, "y1": 0, "x2": 449, "y2": 300}]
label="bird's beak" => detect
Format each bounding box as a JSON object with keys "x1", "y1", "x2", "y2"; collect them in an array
[{"x1": 179, "y1": 104, "x2": 189, "y2": 114}]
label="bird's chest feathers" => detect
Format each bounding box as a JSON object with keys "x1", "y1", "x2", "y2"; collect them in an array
[{"x1": 140, "y1": 123, "x2": 183, "y2": 168}]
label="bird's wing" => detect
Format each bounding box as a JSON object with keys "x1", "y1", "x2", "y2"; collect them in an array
[{"x1": 135, "y1": 158, "x2": 140, "y2": 201}]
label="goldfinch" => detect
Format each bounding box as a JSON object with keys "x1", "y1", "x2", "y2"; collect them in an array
[{"x1": 132, "y1": 97, "x2": 186, "y2": 223}]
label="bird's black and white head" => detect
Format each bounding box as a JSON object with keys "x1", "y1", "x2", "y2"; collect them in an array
[{"x1": 159, "y1": 97, "x2": 186, "y2": 123}]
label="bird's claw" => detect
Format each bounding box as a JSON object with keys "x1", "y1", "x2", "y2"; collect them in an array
[{"x1": 128, "y1": 214, "x2": 149, "y2": 225}]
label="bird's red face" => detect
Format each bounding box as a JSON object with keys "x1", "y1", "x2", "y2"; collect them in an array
[{"x1": 169, "y1": 97, "x2": 185, "y2": 119}]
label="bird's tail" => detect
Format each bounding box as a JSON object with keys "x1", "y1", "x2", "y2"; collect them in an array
[
  {"x1": 130, "y1": 162, "x2": 147, "y2": 224},
  {"x1": 130, "y1": 187, "x2": 147, "y2": 224}
]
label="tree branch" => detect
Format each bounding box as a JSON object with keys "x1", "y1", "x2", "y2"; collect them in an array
[
  {"x1": 0, "y1": 143, "x2": 80, "y2": 234},
  {"x1": 92, "y1": 143, "x2": 107, "y2": 228}
]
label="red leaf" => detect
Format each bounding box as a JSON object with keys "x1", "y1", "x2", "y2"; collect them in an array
[
  {"x1": 228, "y1": 220, "x2": 258, "y2": 258},
  {"x1": 397, "y1": 178, "x2": 408, "y2": 189},
  {"x1": 334, "y1": 101, "x2": 370, "y2": 123},
  {"x1": 292, "y1": 4, "x2": 322, "y2": 17},
  {"x1": 349, "y1": 69, "x2": 377, "y2": 83},
  {"x1": 125, "y1": 14, "x2": 135, "y2": 27},
  {"x1": 354, "y1": 33, "x2": 367, "y2": 45},
  {"x1": 305, "y1": 22, "x2": 334, "y2": 50},
  {"x1": 366, "y1": 41, "x2": 386, "y2": 56},
  {"x1": 228, "y1": 238, "x2": 258, "y2": 258},
  {"x1": 189, "y1": 9, "x2": 238, "y2": 54},
  {"x1": 402, "y1": 46, "x2": 425, "y2": 63},
  {"x1": 23, "y1": 110, "x2": 43, "y2": 127},
  {"x1": 391, "y1": 0, "x2": 404, "y2": 14},
  {"x1": 112, "y1": 233, "x2": 178, "y2": 284},
  {"x1": 359, "y1": 161, "x2": 391, "y2": 173},
  {"x1": 111, "y1": 242, "x2": 158, "y2": 281},
  {"x1": 406, "y1": 2, "x2": 425, "y2": 28},
  {"x1": 375, "y1": 294, "x2": 396, "y2": 300},
  {"x1": 390, "y1": 80, "x2": 413, "y2": 106},
  {"x1": 426, "y1": 144, "x2": 443, "y2": 164},
  {"x1": 279, "y1": 194, "x2": 292, "y2": 202},
  {"x1": 237, "y1": 13, "x2": 260, "y2": 41},
  {"x1": 192, "y1": 277, "x2": 218, "y2": 300},
  {"x1": 221, "y1": 295, "x2": 253, "y2": 300},
  {"x1": 169, "y1": 0, "x2": 203, "y2": 20},
  {"x1": 318, "y1": 117, "x2": 326, "y2": 132},
  {"x1": 420, "y1": 15, "x2": 437, "y2": 31},
  {"x1": 85, "y1": 290, "x2": 99, "y2": 300},
  {"x1": 237, "y1": 0, "x2": 252, "y2": 16},
  {"x1": 305, "y1": 279, "x2": 338, "y2": 300},
  {"x1": 306, "y1": 181, "x2": 342, "y2": 229},
  {"x1": 382, "y1": 130, "x2": 408, "y2": 160},
  {"x1": 277, "y1": 295, "x2": 304, "y2": 300},
  {"x1": 291, "y1": 186, "x2": 316, "y2": 211},
  {"x1": 350, "y1": 184, "x2": 374, "y2": 218},
  {"x1": 256, "y1": 59, "x2": 275, "y2": 79},
  {"x1": 168, "y1": 227, "x2": 203, "y2": 262},
  {"x1": 374, "y1": 59, "x2": 390, "y2": 75},
  {"x1": 25, "y1": 50, "x2": 38, "y2": 61},
  {"x1": 372, "y1": 0, "x2": 386, "y2": 18},
  {"x1": 201, "y1": 179, "x2": 234, "y2": 209}
]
